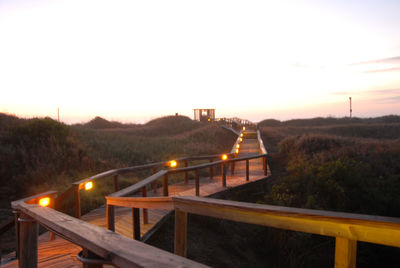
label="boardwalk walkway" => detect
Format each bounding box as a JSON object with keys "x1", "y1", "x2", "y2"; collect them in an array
[{"x1": 2, "y1": 133, "x2": 267, "y2": 267}]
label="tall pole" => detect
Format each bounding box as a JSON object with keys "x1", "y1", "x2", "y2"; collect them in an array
[{"x1": 349, "y1": 97, "x2": 352, "y2": 118}]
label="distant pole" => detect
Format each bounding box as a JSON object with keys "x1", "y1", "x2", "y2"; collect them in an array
[
  {"x1": 57, "y1": 108, "x2": 60, "y2": 122},
  {"x1": 349, "y1": 97, "x2": 352, "y2": 118}
]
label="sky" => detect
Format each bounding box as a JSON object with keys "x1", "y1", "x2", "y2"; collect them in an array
[{"x1": 1, "y1": 0, "x2": 400, "y2": 124}]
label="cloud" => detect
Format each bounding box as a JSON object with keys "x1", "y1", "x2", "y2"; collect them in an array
[
  {"x1": 377, "y1": 95, "x2": 400, "y2": 104},
  {"x1": 350, "y1": 56, "x2": 400, "y2": 66},
  {"x1": 363, "y1": 67, "x2": 400, "y2": 74},
  {"x1": 330, "y1": 88, "x2": 400, "y2": 96}
]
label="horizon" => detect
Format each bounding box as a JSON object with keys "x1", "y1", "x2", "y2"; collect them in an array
[{"x1": 1, "y1": 0, "x2": 399, "y2": 123}]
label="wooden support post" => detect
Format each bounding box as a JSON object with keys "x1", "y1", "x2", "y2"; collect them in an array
[
  {"x1": 49, "y1": 198, "x2": 55, "y2": 241},
  {"x1": 194, "y1": 169, "x2": 200, "y2": 196},
  {"x1": 132, "y1": 208, "x2": 140, "y2": 240},
  {"x1": 13, "y1": 210, "x2": 20, "y2": 259},
  {"x1": 106, "y1": 205, "x2": 115, "y2": 231},
  {"x1": 113, "y1": 175, "x2": 119, "y2": 192},
  {"x1": 263, "y1": 156, "x2": 267, "y2": 176},
  {"x1": 334, "y1": 237, "x2": 357, "y2": 268},
  {"x1": 209, "y1": 159, "x2": 213, "y2": 179},
  {"x1": 184, "y1": 160, "x2": 188, "y2": 184},
  {"x1": 174, "y1": 208, "x2": 187, "y2": 257},
  {"x1": 82, "y1": 248, "x2": 103, "y2": 268},
  {"x1": 222, "y1": 163, "x2": 226, "y2": 187},
  {"x1": 74, "y1": 185, "x2": 81, "y2": 219},
  {"x1": 142, "y1": 187, "x2": 148, "y2": 224},
  {"x1": 18, "y1": 213, "x2": 38, "y2": 268},
  {"x1": 163, "y1": 173, "x2": 169, "y2": 196},
  {"x1": 246, "y1": 159, "x2": 249, "y2": 181},
  {"x1": 152, "y1": 168, "x2": 157, "y2": 193}
]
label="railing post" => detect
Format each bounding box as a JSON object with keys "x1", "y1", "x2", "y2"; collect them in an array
[
  {"x1": 163, "y1": 173, "x2": 169, "y2": 196},
  {"x1": 209, "y1": 159, "x2": 213, "y2": 179},
  {"x1": 18, "y1": 213, "x2": 38, "y2": 268},
  {"x1": 49, "y1": 197, "x2": 56, "y2": 241},
  {"x1": 113, "y1": 175, "x2": 119, "y2": 192},
  {"x1": 74, "y1": 184, "x2": 81, "y2": 219},
  {"x1": 184, "y1": 160, "x2": 188, "y2": 184},
  {"x1": 142, "y1": 187, "x2": 148, "y2": 224},
  {"x1": 82, "y1": 248, "x2": 103, "y2": 268},
  {"x1": 263, "y1": 156, "x2": 267, "y2": 176},
  {"x1": 194, "y1": 169, "x2": 200, "y2": 196},
  {"x1": 13, "y1": 210, "x2": 20, "y2": 260},
  {"x1": 231, "y1": 161, "x2": 235, "y2": 175},
  {"x1": 106, "y1": 204, "x2": 115, "y2": 231},
  {"x1": 246, "y1": 159, "x2": 249, "y2": 181},
  {"x1": 222, "y1": 163, "x2": 226, "y2": 187},
  {"x1": 334, "y1": 237, "x2": 357, "y2": 268},
  {"x1": 152, "y1": 168, "x2": 157, "y2": 193},
  {"x1": 132, "y1": 208, "x2": 140, "y2": 240},
  {"x1": 174, "y1": 208, "x2": 187, "y2": 257}
]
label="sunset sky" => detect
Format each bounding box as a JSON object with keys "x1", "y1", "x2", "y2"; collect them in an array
[{"x1": 1, "y1": 0, "x2": 399, "y2": 123}]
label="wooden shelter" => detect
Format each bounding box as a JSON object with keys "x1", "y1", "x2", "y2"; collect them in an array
[{"x1": 193, "y1": 109, "x2": 215, "y2": 122}]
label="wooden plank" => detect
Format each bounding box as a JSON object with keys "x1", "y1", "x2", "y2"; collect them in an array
[
  {"x1": 109, "y1": 170, "x2": 168, "y2": 197},
  {"x1": 335, "y1": 237, "x2": 357, "y2": 268},
  {"x1": 12, "y1": 202, "x2": 208, "y2": 268},
  {"x1": 173, "y1": 196, "x2": 400, "y2": 248},
  {"x1": 106, "y1": 196, "x2": 173, "y2": 210}
]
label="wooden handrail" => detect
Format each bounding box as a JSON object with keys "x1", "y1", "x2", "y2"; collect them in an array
[
  {"x1": 257, "y1": 129, "x2": 267, "y2": 155},
  {"x1": 172, "y1": 196, "x2": 400, "y2": 267},
  {"x1": 11, "y1": 200, "x2": 208, "y2": 268},
  {"x1": 106, "y1": 196, "x2": 173, "y2": 209},
  {"x1": 109, "y1": 170, "x2": 168, "y2": 197}
]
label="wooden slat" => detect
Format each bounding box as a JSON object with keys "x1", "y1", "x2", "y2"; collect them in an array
[
  {"x1": 106, "y1": 196, "x2": 173, "y2": 209},
  {"x1": 173, "y1": 196, "x2": 400, "y2": 248},
  {"x1": 109, "y1": 170, "x2": 168, "y2": 197},
  {"x1": 12, "y1": 201, "x2": 208, "y2": 268}
]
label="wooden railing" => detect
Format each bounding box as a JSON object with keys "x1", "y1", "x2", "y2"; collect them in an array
[
  {"x1": 10, "y1": 194, "x2": 208, "y2": 268},
  {"x1": 60, "y1": 153, "x2": 236, "y2": 219},
  {"x1": 105, "y1": 151, "x2": 268, "y2": 240},
  {"x1": 172, "y1": 196, "x2": 400, "y2": 268}
]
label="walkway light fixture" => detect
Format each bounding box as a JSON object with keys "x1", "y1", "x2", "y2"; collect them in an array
[
  {"x1": 221, "y1": 154, "x2": 228, "y2": 160},
  {"x1": 39, "y1": 197, "x2": 50, "y2": 207},
  {"x1": 236, "y1": 144, "x2": 240, "y2": 149},
  {"x1": 235, "y1": 148, "x2": 239, "y2": 154},
  {"x1": 243, "y1": 126, "x2": 246, "y2": 130},
  {"x1": 169, "y1": 160, "x2": 177, "y2": 168},
  {"x1": 240, "y1": 133, "x2": 243, "y2": 137},
  {"x1": 85, "y1": 181, "x2": 93, "y2": 191}
]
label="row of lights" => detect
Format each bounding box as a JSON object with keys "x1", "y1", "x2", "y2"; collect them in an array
[{"x1": 37, "y1": 132, "x2": 248, "y2": 207}]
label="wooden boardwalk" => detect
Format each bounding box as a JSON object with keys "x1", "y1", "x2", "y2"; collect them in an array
[{"x1": 2, "y1": 136, "x2": 266, "y2": 267}]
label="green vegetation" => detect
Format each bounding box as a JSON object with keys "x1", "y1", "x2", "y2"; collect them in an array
[
  {"x1": 0, "y1": 113, "x2": 236, "y2": 251},
  {"x1": 259, "y1": 116, "x2": 400, "y2": 267}
]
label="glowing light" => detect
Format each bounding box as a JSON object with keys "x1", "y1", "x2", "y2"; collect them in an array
[
  {"x1": 236, "y1": 144, "x2": 240, "y2": 149},
  {"x1": 208, "y1": 118, "x2": 210, "y2": 122},
  {"x1": 39, "y1": 197, "x2": 50, "y2": 207},
  {"x1": 169, "y1": 160, "x2": 177, "y2": 168},
  {"x1": 243, "y1": 126, "x2": 246, "y2": 130},
  {"x1": 240, "y1": 133, "x2": 243, "y2": 137},
  {"x1": 235, "y1": 149, "x2": 239, "y2": 154},
  {"x1": 240, "y1": 138, "x2": 243, "y2": 142},
  {"x1": 85, "y1": 181, "x2": 93, "y2": 191},
  {"x1": 221, "y1": 154, "x2": 228, "y2": 160}
]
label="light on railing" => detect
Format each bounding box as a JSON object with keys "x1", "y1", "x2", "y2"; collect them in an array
[
  {"x1": 243, "y1": 126, "x2": 246, "y2": 130},
  {"x1": 221, "y1": 154, "x2": 228, "y2": 160},
  {"x1": 39, "y1": 197, "x2": 50, "y2": 207},
  {"x1": 85, "y1": 181, "x2": 93, "y2": 191},
  {"x1": 169, "y1": 160, "x2": 177, "y2": 168},
  {"x1": 240, "y1": 133, "x2": 243, "y2": 137},
  {"x1": 240, "y1": 138, "x2": 243, "y2": 142},
  {"x1": 235, "y1": 148, "x2": 239, "y2": 154},
  {"x1": 236, "y1": 144, "x2": 240, "y2": 149}
]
